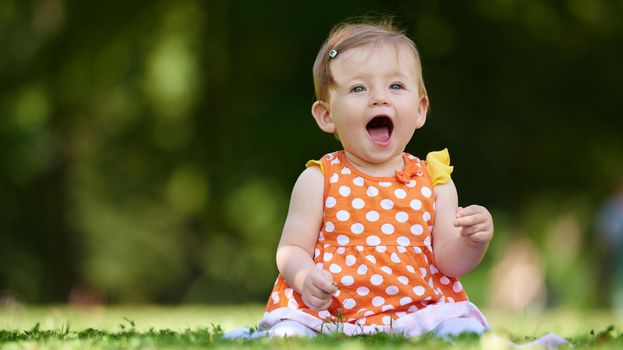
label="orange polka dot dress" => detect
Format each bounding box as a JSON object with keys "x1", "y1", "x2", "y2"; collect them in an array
[{"x1": 259, "y1": 150, "x2": 488, "y2": 336}]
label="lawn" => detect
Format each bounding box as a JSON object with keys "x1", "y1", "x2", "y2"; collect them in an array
[{"x1": 1, "y1": 305, "x2": 622, "y2": 349}]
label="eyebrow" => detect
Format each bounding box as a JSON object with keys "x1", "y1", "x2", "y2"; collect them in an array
[{"x1": 340, "y1": 71, "x2": 410, "y2": 83}]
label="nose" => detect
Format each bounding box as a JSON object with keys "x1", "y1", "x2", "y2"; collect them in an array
[{"x1": 369, "y1": 88, "x2": 389, "y2": 106}]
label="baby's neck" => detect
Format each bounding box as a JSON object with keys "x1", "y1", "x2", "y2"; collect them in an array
[{"x1": 343, "y1": 151, "x2": 405, "y2": 178}]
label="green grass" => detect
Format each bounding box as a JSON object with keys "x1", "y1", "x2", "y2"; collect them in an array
[{"x1": 1, "y1": 305, "x2": 622, "y2": 349}]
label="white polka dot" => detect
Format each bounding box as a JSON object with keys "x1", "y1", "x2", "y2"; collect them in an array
[
  {"x1": 448, "y1": 297, "x2": 455, "y2": 303},
  {"x1": 337, "y1": 235, "x2": 349, "y2": 245},
  {"x1": 414, "y1": 246, "x2": 422, "y2": 254},
  {"x1": 343, "y1": 298, "x2": 356, "y2": 309},
  {"x1": 366, "y1": 255, "x2": 377, "y2": 264},
  {"x1": 375, "y1": 245, "x2": 387, "y2": 253},
  {"x1": 357, "y1": 264, "x2": 368, "y2": 275},
  {"x1": 325, "y1": 222, "x2": 335, "y2": 232},
  {"x1": 382, "y1": 316, "x2": 392, "y2": 325},
  {"x1": 372, "y1": 296, "x2": 385, "y2": 306},
  {"x1": 406, "y1": 180, "x2": 416, "y2": 188},
  {"x1": 413, "y1": 286, "x2": 425, "y2": 296},
  {"x1": 366, "y1": 186, "x2": 379, "y2": 197},
  {"x1": 410, "y1": 199, "x2": 422, "y2": 210},
  {"x1": 411, "y1": 224, "x2": 423, "y2": 235},
  {"x1": 356, "y1": 245, "x2": 364, "y2": 251},
  {"x1": 351, "y1": 223, "x2": 364, "y2": 234},
  {"x1": 453, "y1": 281, "x2": 463, "y2": 293},
  {"x1": 386, "y1": 285, "x2": 399, "y2": 295},
  {"x1": 381, "y1": 266, "x2": 393, "y2": 275},
  {"x1": 318, "y1": 310, "x2": 330, "y2": 318},
  {"x1": 336, "y1": 247, "x2": 345, "y2": 254},
  {"x1": 380, "y1": 199, "x2": 394, "y2": 210},
  {"x1": 406, "y1": 265, "x2": 415, "y2": 273},
  {"x1": 345, "y1": 255, "x2": 356, "y2": 266},
  {"x1": 379, "y1": 182, "x2": 392, "y2": 187},
  {"x1": 397, "y1": 246, "x2": 407, "y2": 253},
  {"x1": 420, "y1": 267, "x2": 427, "y2": 278},
  {"x1": 365, "y1": 211, "x2": 380, "y2": 222},
  {"x1": 326, "y1": 197, "x2": 337, "y2": 208},
  {"x1": 285, "y1": 288, "x2": 293, "y2": 297},
  {"x1": 398, "y1": 276, "x2": 409, "y2": 285},
  {"x1": 395, "y1": 211, "x2": 409, "y2": 223},
  {"x1": 330, "y1": 174, "x2": 339, "y2": 183},
  {"x1": 357, "y1": 287, "x2": 369, "y2": 296},
  {"x1": 391, "y1": 253, "x2": 401, "y2": 263},
  {"x1": 336, "y1": 210, "x2": 350, "y2": 221},
  {"x1": 430, "y1": 265, "x2": 438, "y2": 274},
  {"x1": 381, "y1": 223, "x2": 395, "y2": 234},
  {"x1": 394, "y1": 189, "x2": 407, "y2": 199},
  {"x1": 323, "y1": 252, "x2": 333, "y2": 261},
  {"x1": 271, "y1": 292, "x2": 279, "y2": 303},
  {"x1": 400, "y1": 297, "x2": 413, "y2": 306},
  {"x1": 440, "y1": 276, "x2": 450, "y2": 285},
  {"x1": 370, "y1": 274, "x2": 383, "y2": 285},
  {"x1": 329, "y1": 264, "x2": 342, "y2": 273},
  {"x1": 351, "y1": 198, "x2": 365, "y2": 209},
  {"x1": 423, "y1": 212, "x2": 431, "y2": 222},
  {"x1": 339, "y1": 186, "x2": 351, "y2": 197},
  {"x1": 314, "y1": 249, "x2": 320, "y2": 258},
  {"x1": 382, "y1": 305, "x2": 395, "y2": 312},
  {"x1": 423, "y1": 238, "x2": 431, "y2": 250},
  {"x1": 353, "y1": 177, "x2": 364, "y2": 186},
  {"x1": 421, "y1": 186, "x2": 432, "y2": 198},
  {"x1": 341, "y1": 167, "x2": 351, "y2": 174},
  {"x1": 366, "y1": 235, "x2": 380, "y2": 246},
  {"x1": 341, "y1": 275, "x2": 354, "y2": 286},
  {"x1": 397, "y1": 236, "x2": 410, "y2": 246}
]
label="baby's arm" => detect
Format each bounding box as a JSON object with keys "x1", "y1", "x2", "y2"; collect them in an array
[
  {"x1": 431, "y1": 180, "x2": 494, "y2": 277},
  {"x1": 276, "y1": 166, "x2": 338, "y2": 310}
]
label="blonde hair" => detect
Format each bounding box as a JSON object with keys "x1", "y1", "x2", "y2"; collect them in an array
[{"x1": 312, "y1": 19, "x2": 428, "y2": 107}]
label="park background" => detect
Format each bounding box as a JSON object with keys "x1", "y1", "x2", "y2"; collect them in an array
[{"x1": 1, "y1": 0, "x2": 622, "y2": 319}]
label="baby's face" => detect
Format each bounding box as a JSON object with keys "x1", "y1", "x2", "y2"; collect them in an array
[{"x1": 325, "y1": 43, "x2": 428, "y2": 167}]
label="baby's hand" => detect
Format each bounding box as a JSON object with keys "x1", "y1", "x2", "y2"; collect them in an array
[
  {"x1": 301, "y1": 268, "x2": 338, "y2": 311},
  {"x1": 453, "y1": 205, "x2": 494, "y2": 247}
]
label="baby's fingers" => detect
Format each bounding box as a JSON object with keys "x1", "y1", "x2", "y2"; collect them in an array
[
  {"x1": 456, "y1": 205, "x2": 485, "y2": 217},
  {"x1": 453, "y1": 213, "x2": 485, "y2": 227},
  {"x1": 459, "y1": 223, "x2": 488, "y2": 236},
  {"x1": 313, "y1": 270, "x2": 338, "y2": 295},
  {"x1": 304, "y1": 294, "x2": 332, "y2": 311}
]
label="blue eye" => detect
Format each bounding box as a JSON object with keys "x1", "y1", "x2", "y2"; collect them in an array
[
  {"x1": 389, "y1": 83, "x2": 403, "y2": 90},
  {"x1": 351, "y1": 85, "x2": 366, "y2": 93}
]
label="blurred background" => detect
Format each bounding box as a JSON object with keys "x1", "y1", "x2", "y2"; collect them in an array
[{"x1": 1, "y1": 0, "x2": 622, "y2": 315}]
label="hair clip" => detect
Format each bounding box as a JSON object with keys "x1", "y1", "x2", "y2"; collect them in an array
[{"x1": 328, "y1": 49, "x2": 338, "y2": 58}]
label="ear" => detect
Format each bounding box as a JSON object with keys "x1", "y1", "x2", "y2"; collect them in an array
[
  {"x1": 311, "y1": 100, "x2": 336, "y2": 133},
  {"x1": 415, "y1": 95, "x2": 429, "y2": 129}
]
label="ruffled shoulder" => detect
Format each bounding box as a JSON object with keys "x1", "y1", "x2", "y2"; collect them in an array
[
  {"x1": 305, "y1": 159, "x2": 324, "y2": 174},
  {"x1": 426, "y1": 148, "x2": 453, "y2": 186}
]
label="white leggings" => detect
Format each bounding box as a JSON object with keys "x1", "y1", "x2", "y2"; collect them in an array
[{"x1": 223, "y1": 317, "x2": 485, "y2": 339}]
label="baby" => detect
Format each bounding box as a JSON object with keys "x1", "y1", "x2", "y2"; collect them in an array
[{"x1": 228, "y1": 20, "x2": 494, "y2": 338}]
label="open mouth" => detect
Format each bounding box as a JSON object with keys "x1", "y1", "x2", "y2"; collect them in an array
[{"x1": 366, "y1": 115, "x2": 394, "y2": 144}]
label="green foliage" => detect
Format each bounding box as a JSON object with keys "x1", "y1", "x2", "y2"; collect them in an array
[
  {"x1": 1, "y1": 306, "x2": 622, "y2": 349},
  {"x1": 2, "y1": 322, "x2": 623, "y2": 349},
  {"x1": 1, "y1": 0, "x2": 623, "y2": 305}
]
